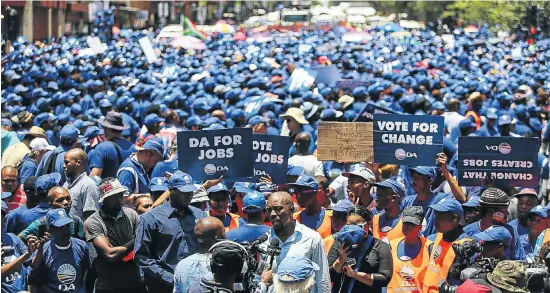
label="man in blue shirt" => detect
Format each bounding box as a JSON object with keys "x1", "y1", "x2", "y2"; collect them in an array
[
  {"x1": 508, "y1": 188, "x2": 538, "y2": 237},
  {"x1": 28, "y1": 208, "x2": 90, "y2": 293},
  {"x1": 35, "y1": 125, "x2": 79, "y2": 185},
  {"x1": 134, "y1": 171, "x2": 206, "y2": 293},
  {"x1": 475, "y1": 108, "x2": 499, "y2": 137},
  {"x1": 20, "y1": 173, "x2": 61, "y2": 228},
  {"x1": 520, "y1": 206, "x2": 548, "y2": 262},
  {"x1": 117, "y1": 137, "x2": 163, "y2": 194},
  {"x1": 89, "y1": 111, "x2": 136, "y2": 179},
  {"x1": 401, "y1": 166, "x2": 450, "y2": 237},
  {"x1": 227, "y1": 190, "x2": 270, "y2": 243}
]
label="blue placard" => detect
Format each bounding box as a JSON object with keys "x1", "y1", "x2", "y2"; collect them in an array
[
  {"x1": 354, "y1": 101, "x2": 403, "y2": 122},
  {"x1": 311, "y1": 65, "x2": 341, "y2": 86},
  {"x1": 457, "y1": 137, "x2": 540, "y2": 188},
  {"x1": 253, "y1": 134, "x2": 292, "y2": 184},
  {"x1": 373, "y1": 114, "x2": 444, "y2": 165},
  {"x1": 177, "y1": 128, "x2": 253, "y2": 181},
  {"x1": 244, "y1": 96, "x2": 266, "y2": 119}
]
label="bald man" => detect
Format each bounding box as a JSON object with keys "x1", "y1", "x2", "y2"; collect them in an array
[
  {"x1": 19, "y1": 186, "x2": 85, "y2": 241},
  {"x1": 1, "y1": 166, "x2": 27, "y2": 211},
  {"x1": 63, "y1": 149, "x2": 100, "y2": 220},
  {"x1": 288, "y1": 132, "x2": 327, "y2": 186},
  {"x1": 174, "y1": 217, "x2": 225, "y2": 293},
  {"x1": 262, "y1": 192, "x2": 331, "y2": 293},
  {"x1": 211, "y1": 110, "x2": 226, "y2": 122}
]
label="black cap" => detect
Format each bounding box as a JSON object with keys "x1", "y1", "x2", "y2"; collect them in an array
[
  {"x1": 402, "y1": 206, "x2": 424, "y2": 225},
  {"x1": 209, "y1": 241, "x2": 246, "y2": 270}
]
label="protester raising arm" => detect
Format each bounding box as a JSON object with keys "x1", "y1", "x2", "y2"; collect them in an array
[{"x1": 437, "y1": 152, "x2": 467, "y2": 203}]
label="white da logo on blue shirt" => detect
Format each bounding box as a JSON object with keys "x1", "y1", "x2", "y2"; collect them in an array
[{"x1": 57, "y1": 264, "x2": 76, "y2": 291}]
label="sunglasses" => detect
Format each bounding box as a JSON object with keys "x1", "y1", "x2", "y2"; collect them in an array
[{"x1": 267, "y1": 206, "x2": 285, "y2": 214}]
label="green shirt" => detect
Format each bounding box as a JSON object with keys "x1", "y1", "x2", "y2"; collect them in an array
[{"x1": 19, "y1": 214, "x2": 84, "y2": 242}]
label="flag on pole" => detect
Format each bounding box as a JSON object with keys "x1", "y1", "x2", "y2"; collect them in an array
[{"x1": 182, "y1": 16, "x2": 206, "y2": 40}]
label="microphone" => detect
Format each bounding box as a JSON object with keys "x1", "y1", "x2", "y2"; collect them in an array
[
  {"x1": 268, "y1": 238, "x2": 280, "y2": 269},
  {"x1": 251, "y1": 234, "x2": 269, "y2": 248}
]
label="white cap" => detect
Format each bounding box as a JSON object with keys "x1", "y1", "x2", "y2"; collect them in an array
[{"x1": 29, "y1": 138, "x2": 55, "y2": 152}]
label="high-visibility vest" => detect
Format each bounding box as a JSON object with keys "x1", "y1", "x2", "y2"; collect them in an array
[
  {"x1": 422, "y1": 233, "x2": 472, "y2": 293},
  {"x1": 206, "y1": 212, "x2": 241, "y2": 232},
  {"x1": 465, "y1": 111, "x2": 482, "y2": 129},
  {"x1": 373, "y1": 214, "x2": 404, "y2": 244},
  {"x1": 294, "y1": 209, "x2": 333, "y2": 239},
  {"x1": 387, "y1": 237, "x2": 429, "y2": 293},
  {"x1": 323, "y1": 234, "x2": 335, "y2": 255}
]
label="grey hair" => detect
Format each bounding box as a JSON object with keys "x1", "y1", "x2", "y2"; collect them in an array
[{"x1": 273, "y1": 272, "x2": 315, "y2": 293}]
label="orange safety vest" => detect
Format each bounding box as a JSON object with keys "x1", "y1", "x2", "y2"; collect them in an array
[
  {"x1": 294, "y1": 209, "x2": 333, "y2": 239},
  {"x1": 323, "y1": 234, "x2": 335, "y2": 255},
  {"x1": 387, "y1": 237, "x2": 429, "y2": 293},
  {"x1": 206, "y1": 212, "x2": 241, "y2": 232},
  {"x1": 422, "y1": 233, "x2": 471, "y2": 293},
  {"x1": 465, "y1": 111, "x2": 482, "y2": 129},
  {"x1": 372, "y1": 214, "x2": 405, "y2": 243}
]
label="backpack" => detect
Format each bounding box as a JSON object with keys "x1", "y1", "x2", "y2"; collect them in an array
[{"x1": 36, "y1": 148, "x2": 63, "y2": 177}]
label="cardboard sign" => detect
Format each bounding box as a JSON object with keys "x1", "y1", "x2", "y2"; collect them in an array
[
  {"x1": 457, "y1": 137, "x2": 540, "y2": 188},
  {"x1": 177, "y1": 128, "x2": 253, "y2": 181},
  {"x1": 336, "y1": 80, "x2": 368, "y2": 91},
  {"x1": 139, "y1": 37, "x2": 158, "y2": 63},
  {"x1": 373, "y1": 114, "x2": 444, "y2": 166},
  {"x1": 288, "y1": 68, "x2": 317, "y2": 91},
  {"x1": 253, "y1": 134, "x2": 292, "y2": 184},
  {"x1": 317, "y1": 122, "x2": 374, "y2": 162},
  {"x1": 311, "y1": 65, "x2": 341, "y2": 86},
  {"x1": 87, "y1": 36, "x2": 105, "y2": 54}
]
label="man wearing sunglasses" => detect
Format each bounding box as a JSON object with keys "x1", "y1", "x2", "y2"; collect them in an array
[
  {"x1": 520, "y1": 206, "x2": 549, "y2": 262},
  {"x1": 290, "y1": 175, "x2": 333, "y2": 239}
]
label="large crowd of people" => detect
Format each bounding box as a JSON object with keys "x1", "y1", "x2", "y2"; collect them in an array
[{"x1": 2, "y1": 14, "x2": 550, "y2": 293}]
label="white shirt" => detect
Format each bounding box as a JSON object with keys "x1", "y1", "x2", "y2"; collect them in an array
[
  {"x1": 442, "y1": 111, "x2": 465, "y2": 143},
  {"x1": 288, "y1": 155, "x2": 324, "y2": 177},
  {"x1": 329, "y1": 175, "x2": 348, "y2": 201},
  {"x1": 261, "y1": 223, "x2": 330, "y2": 293}
]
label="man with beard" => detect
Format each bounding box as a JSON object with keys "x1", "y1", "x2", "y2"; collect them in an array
[
  {"x1": 261, "y1": 192, "x2": 330, "y2": 293},
  {"x1": 84, "y1": 178, "x2": 144, "y2": 293},
  {"x1": 508, "y1": 188, "x2": 538, "y2": 237},
  {"x1": 461, "y1": 196, "x2": 481, "y2": 225},
  {"x1": 63, "y1": 149, "x2": 100, "y2": 220}
]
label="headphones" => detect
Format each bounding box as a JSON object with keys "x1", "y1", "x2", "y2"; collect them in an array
[{"x1": 207, "y1": 240, "x2": 249, "y2": 274}]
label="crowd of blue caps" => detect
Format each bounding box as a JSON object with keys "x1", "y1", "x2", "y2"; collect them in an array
[{"x1": 2, "y1": 23, "x2": 550, "y2": 158}]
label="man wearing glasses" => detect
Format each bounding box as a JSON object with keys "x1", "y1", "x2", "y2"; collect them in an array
[
  {"x1": 289, "y1": 175, "x2": 333, "y2": 239},
  {"x1": 261, "y1": 191, "x2": 330, "y2": 293}
]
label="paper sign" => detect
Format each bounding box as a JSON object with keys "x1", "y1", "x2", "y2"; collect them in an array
[
  {"x1": 253, "y1": 134, "x2": 292, "y2": 184},
  {"x1": 373, "y1": 114, "x2": 444, "y2": 165},
  {"x1": 311, "y1": 65, "x2": 341, "y2": 86},
  {"x1": 177, "y1": 128, "x2": 254, "y2": 181},
  {"x1": 457, "y1": 137, "x2": 540, "y2": 188},
  {"x1": 317, "y1": 122, "x2": 374, "y2": 162},
  {"x1": 139, "y1": 37, "x2": 158, "y2": 63},
  {"x1": 87, "y1": 36, "x2": 105, "y2": 54},
  {"x1": 288, "y1": 68, "x2": 317, "y2": 91}
]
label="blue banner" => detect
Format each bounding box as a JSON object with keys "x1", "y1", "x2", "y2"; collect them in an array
[
  {"x1": 311, "y1": 65, "x2": 341, "y2": 86},
  {"x1": 253, "y1": 134, "x2": 292, "y2": 184},
  {"x1": 373, "y1": 114, "x2": 444, "y2": 166},
  {"x1": 353, "y1": 101, "x2": 402, "y2": 122},
  {"x1": 457, "y1": 137, "x2": 540, "y2": 188},
  {"x1": 177, "y1": 128, "x2": 254, "y2": 181},
  {"x1": 244, "y1": 96, "x2": 266, "y2": 119}
]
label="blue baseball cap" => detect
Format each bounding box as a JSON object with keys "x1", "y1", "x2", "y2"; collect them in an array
[
  {"x1": 498, "y1": 115, "x2": 512, "y2": 126},
  {"x1": 243, "y1": 190, "x2": 267, "y2": 213},
  {"x1": 207, "y1": 183, "x2": 230, "y2": 196},
  {"x1": 429, "y1": 198, "x2": 464, "y2": 218},
  {"x1": 332, "y1": 199, "x2": 355, "y2": 212},
  {"x1": 233, "y1": 182, "x2": 256, "y2": 193},
  {"x1": 374, "y1": 179, "x2": 405, "y2": 198},
  {"x1": 529, "y1": 205, "x2": 548, "y2": 218},
  {"x1": 408, "y1": 166, "x2": 436, "y2": 181},
  {"x1": 276, "y1": 256, "x2": 320, "y2": 283},
  {"x1": 462, "y1": 196, "x2": 480, "y2": 208},
  {"x1": 35, "y1": 173, "x2": 62, "y2": 194},
  {"x1": 432, "y1": 101, "x2": 446, "y2": 111},
  {"x1": 116, "y1": 96, "x2": 135, "y2": 107},
  {"x1": 144, "y1": 113, "x2": 165, "y2": 125},
  {"x1": 288, "y1": 175, "x2": 319, "y2": 190},
  {"x1": 1, "y1": 118, "x2": 12, "y2": 127},
  {"x1": 46, "y1": 208, "x2": 74, "y2": 227},
  {"x1": 168, "y1": 171, "x2": 197, "y2": 193},
  {"x1": 59, "y1": 125, "x2": 80, "y2": 144},
  {"x1": 486, "y1": 107, "x2": 498, "y2": 119},
  {"x1": 473, "y1": 225, "x2": 512, "y2": 246},
  {"x1": 99, "y1": 99, "x2": 112, "y2": 108},
  {"x1": 287, "y1": 164, "x2": 304, "y2": 176},
  {"x1": 150, "y1": 177, "x2": 168, "y2": 192},
  {"x1": 136, "y1": 137, "x2": 164, "y2": 158}
]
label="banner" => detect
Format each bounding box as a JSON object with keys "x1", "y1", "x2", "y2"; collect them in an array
[
  {"x1": 311, "y1": 65, "x2": 341, "y2": 86},
  {"x1": 177, "y1": 128, "x2": 253, "y2": 181},
  {"x1": 457, "y1": 137, "x2": 540, "y2": 188},
  {"x1": 253, "y1": 134, "x2": 292, "y2": 184},
  {"x1": 353, "y1": 101, "x2": 402, "y2": 122},
  {"x1": 373, "y1": 114, "x2": 444, "y2": 165},
  {"x1": 317, "y1": 122, "x2": 374, "y2": 162}
]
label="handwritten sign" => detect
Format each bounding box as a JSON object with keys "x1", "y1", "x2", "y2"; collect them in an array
[{"x1": 317, "y1": 122, "x2": 373, "y2": 162}]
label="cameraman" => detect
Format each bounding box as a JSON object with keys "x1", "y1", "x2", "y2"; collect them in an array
[
  {"x1": 473, "y1": 225, "x2": 513, "y2": 261},
  {"x1": 486, "y1": 261, "x2": 530, "y2": 293},
  {"x1": 463, "y1": 188, "x2": 525, "y2": 261}
]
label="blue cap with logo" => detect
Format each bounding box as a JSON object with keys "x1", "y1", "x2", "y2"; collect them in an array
[
  {"x1": 287, "y1": 164, "x2": 304, "y2": 176},
  {"x1": 288, "y1": 175, "x2": 319, "y2": 190},
  {"x1": 46, "y1": 208, "x2": 74, "y2": 227},
  {"x1": 473, "y1": 225, "x2": 512, "y2": 246},
  {"x1": 243, "y1": 190, "x2": 267, "y2": 213},
  {"x1": 332, "y1": 199, "x2": 355, "y2": 212},
  {"x1": 233, "y1": 182, "x2": 256, "y2": 193},
  {"x1": 462, "y1": 196, "x2": 480, "y2": 208},
  {"x1": 144, "y1": 113, "x2": 165, "y2": 125},
  {"x1": 150, "y1": 177, "x2": 168, "y2": 192},
  {"x1": 529, "y1": 205, "x2": 548, "y2": 218},
  {"x1": 374, "y1": 179, "x2": 405, "y2": 198},
  {"x1": 207, "y1": 183, "x2": 231, "y2": 195},
  {"x1": 136, "y1": 137, "x2": 164, "y2": 158},
  {"x1": 408, "y1": 166, "x2": 436, "y2": 181},
  {"x1": 36, "y1": 173, "x2": 62, "y2": 194},
  {"x1": 276, "y1": 256, "x2": 320, "y2": 283},
  {"x1": 168, "y1": 171, "x2": 197, "y2": 193},
  {"x1": 429, "y1": 197, "x2": 464, "y2": 218}
]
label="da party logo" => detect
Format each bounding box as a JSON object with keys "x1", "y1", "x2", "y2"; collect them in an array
[
  {"x1": 204, "y1": 164, "x2": 228, "y2": 175},
  {"x1": 394, "y1": 148, "x2": 417, "y2": 160},
  {"x1": 485, "y1": 142, "x2": 511, "y2": 154}
]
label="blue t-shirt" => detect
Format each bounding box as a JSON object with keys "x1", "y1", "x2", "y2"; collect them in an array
[
  {"x1": 1, "y1": 232, "x2": 28, "y2": 293},
  {"x1": 226, "y1": 224, "x2": 270, "y2": 243},
  {"x1": 151, "y1": 155, "x2": 179, "y2": 178},
  {"x1": 463, "y1": 221, "x2": 526, "y2": 261},
  {"x1": 121, "y1": 112, "x2": 140, "y2": 142},
  {"x1": 220, "y1": 213, "x2": 247, "y2": 229},
  {"x1": 520, "y1": 234, "x2": 536, "y2": 262},
  {"x1": 88, "y1": 138, "x2": 136, "y2": 179},
  {"x1": 33, "y1": 238, "x2": 90, "y2": 293},
  {"x1": 5, "y1": 205, "x2": 29, "y2": 235},
  {"x1": 401, "y1": 192, "x2": 450, "y2": 237},
  {"x1": 508, "y1": 218, "x2": 529, "y2": 237},
  {"x1": 18, "y1": 154, "x2": 37, "y2": 187},
  {"x1": 21, "y1": 202, "x2": 50, "y2": 228},
  {"x1": 378, "y1": 212, "x2": 402, "y2": 232},
  {"x1": 299, "y1": 208, "x2": 325, "y2": 231}
]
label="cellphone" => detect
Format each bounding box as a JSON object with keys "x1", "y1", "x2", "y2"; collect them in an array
[
  {"x1": 38, "y1": 224, "x2": 47, "y2": 238},
  {"x1": 346, "y1": 257, "x2": 357, "y2": 268}
]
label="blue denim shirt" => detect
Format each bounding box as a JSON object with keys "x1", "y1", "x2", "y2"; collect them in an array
[{"x1": 134, "y1": 202, "x2": 206, "y2": 291}]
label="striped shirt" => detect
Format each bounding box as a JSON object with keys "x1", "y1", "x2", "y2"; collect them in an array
[{"x1": 3, "y1": 189, "x2": 27, "y2": 212}]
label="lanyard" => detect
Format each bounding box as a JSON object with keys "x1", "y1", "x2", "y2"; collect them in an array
[{"x1": 347, "y1": 235, "x2": 374, "y2": 293}]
